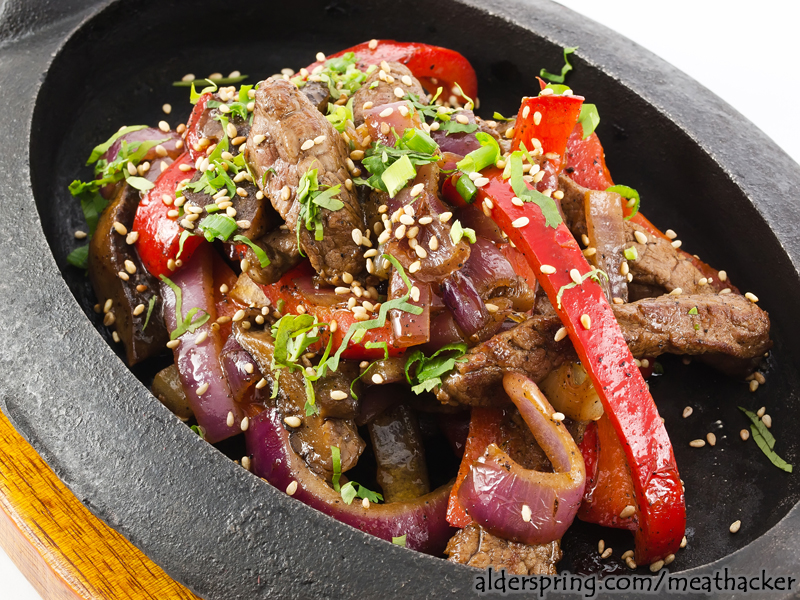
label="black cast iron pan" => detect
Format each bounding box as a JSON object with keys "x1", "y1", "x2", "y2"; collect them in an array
[{"x1": 1, "y1": 0, "x2": 799, "y2": 597}]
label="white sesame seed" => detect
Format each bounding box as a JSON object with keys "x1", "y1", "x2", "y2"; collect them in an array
[
  {"x1": 227, "y1": 411, "x2": 235, "y2": 427},
  {"x1": 300, "y1": 139, "x2": 315, "y2": 151},
  {"x1": 410, "y1": 183, "x2": 424, "y2": 197},
  {"x1": 409, "y1": 260, "x2": 421, "y2": 274},
  {"x1": 520, "y1": 504, "x2": 532, "y2": 522},
  {"x1": 689, "y1": 439, "x2": 706, "y2": 448},
  {"x1": 601, "y1": 548, "x2": 613, "y2": 560},
  {"x1": 132, "y1": 303, "x2": 145, "y2": 316},
  {"x1": 196, "y1": 382, "x2": 209, "y2": 396},
  {"x1": 372, "y1": 373, "x2": 384, "y2": 385},
  {"x1": 368, "y1": 39, "x2": 378, "y2": 50},
  {"x1": 580, "y1": 314, "x2": 591, "y2": 330},
  {"x1": 665, "y1": 229, "x2": 677, "y2": 239},
  {"x1": 552, "y1": 412, "x2": 565, "y2": 421},
  {"x1": 762, "y1": 414, "x2": 772, "y2": 428},
  {"x1": 730, "y1": 520, "x2": 741, "y2": 534},
  {"x1": 750, "y1": 379, "x2": 759, "y2": 393},
  {"x1": 554, "y1": 327, "x2": 567, "y2": 342},
  {"x1": 474, "y1": 177, "x2": 490, "y2": 188},
  {"x1": 511, "y1": 196, "x2": 524, "y2": 207},
  {"x1": 255, "y1": 378, "x2": 267, "y2": 390},
  {"x1": 112, "y1": 221, "x2": 128, "y2": 236},
  {"x1": 455, "y1": 114, "x2": 470, "y2": 125},
  {"x1": 393, "y1": 87, "x2": 405, "y2": 98},
  {"x1": 671, "y1": 240, "x2": 683, "y2": 249},
  {"x1": 379, "y1": 107, "x2": 394, "y2": 118},
  {"x1": 286, "y1": 481, "x2": 298, "y2": 496},
  {"x1": 511, "y1": 216, "x2": 529, "y2": 228},
  {"x1": 232, "y1": 309, "x2": 246, "y2": 322},
  {"x1": 522, "y1": 105, "x2": 530, "y2": 119},
  {"x1": 740, "y1": 429, "x2": 750, "y2": 441},
  {"x1": 650, "y1": 560, "x2": 665, "y2": 573},
  {"x1": 619, "y1": 505, "x2": 636, "y2": 519},
  {"x1": 670, "y1": 288, "x2": 683, "y2": 296},
  {"x1": 539, "y1": 265, "x2": 556, "y2": 275},
  {"x1": 745, "y1": 292, "x2": 759, "y2": 303},
  {"x1": 166, "y1": 339, "x2": 180, "y2": 349},
  {"x1": 634, "y1": 231, "x2": 648, "y2": 245},
  {"x1": 439, "y1": 212, "x2": 453, "y2": 223},
  {"x1": 718, "y1": 270, "x2": 728, "y2": 282},
  {"x1": 181, "y1": 73, "x2": 195, "y2": 82},
  {"x1": 329, "y1": 390, "x2": 349, "y2": 401},
  {"x1": 74, "y1": 230, "x2": 88, "y2": 239},
  {"x1": 720, "y1": 288, "x2": 732, "y2": 295},
  {"x1": 683, "y1": 406, "x2": 693, "y2": 418},
  {"x1": 567, "y1": 268, "x2": 581, "y2": 284}
]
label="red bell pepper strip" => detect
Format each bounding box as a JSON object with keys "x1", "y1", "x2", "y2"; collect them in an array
[
  {"x1": 447, "y1": 407, "x2": 505, "y2": 528},
  {"x1": 254, "y1": 262, "x2": 405, "y2": 361},
  {"x1": 185, "y1": 93, "x2": 211, "y2": 162},
  {"x1": 476, "y1": 167, "x2": 685, "y2": 564},
  {"x1": 564, "y1": 123, "x2": 615, "y2": 191},
  {"x1": 133, "y1": 152, "x2": 204, "y2": 278},
  {"x1": 306, "y1": 40, "x2": 478, "y2": 104},
  {"x1": 578, "y1": 416, "x2": 638, "y2": 531}
]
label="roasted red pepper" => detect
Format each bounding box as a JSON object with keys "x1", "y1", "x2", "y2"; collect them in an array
[
  {"x1": 564, "y1": 122, "x2": 615, "y2": 191},
  {"x1": 306, "y1": 40, "x2": 478, "y2": 104},
  {"x1": 255, "y1": 262, "x2": 404, "y2": 361},
  {"x1": 446, "y1": 407, "x2": 504, "y2": 528},
  {"x1": 476, "y1": 167, "x2": 685, "y2": 564},
  {"x1": 578, "y1": 416, "x2": 638, "y2": 531},
  {"x1": 132, "y1": 152, "x2": 204, "y2": 278},
  {"x1": 185, "y1": 93, "x2": 211, "y2": 162}
]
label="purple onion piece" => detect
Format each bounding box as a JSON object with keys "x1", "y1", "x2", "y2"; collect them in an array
[
  {"x1": 458, "y1": 372, "x2": 586, "y2": 545},
  {"x1": 161, "y1": 245, "x2": 243, "y2": 443},
  {"x1": 440, "y1": 270, "x2": 489, "y2": 337},
  {"x1": 246, "y1": 407, "x2": 455, "y2": 554},
  {"x1": 456, "y1": 204, "x2": 505, "y2": 243},
  {"x1": 219, "y1": 334, "x2": 260, "y2": 404},
  {"x1": 462, "y1": 237, "x2": 518, "y2": 298},
  {"x1": 102, "y1": 127, "x2": 182, "y2": 164},
  {"x1": 431, "y1": 109, "x2": 481, "y2": 155}
]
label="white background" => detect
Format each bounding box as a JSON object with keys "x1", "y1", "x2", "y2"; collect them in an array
[{"x1": 2, "y1": 2, "x2": 799, "y2": 599}]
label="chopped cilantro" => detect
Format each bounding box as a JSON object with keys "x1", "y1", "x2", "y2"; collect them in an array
[
  {"x1": 176, "y1": 230, "x2": 192, "y2": 260},
  {"x1": 331, "y1": 445, "x2": 383, "y2": 504},
  {"x1": 739, "y1": 407, "x2": 793, "y2": 473},
  {"x1": 606, "y1": 185, "x2": 641, "y2": 220},
  {"x1": 233, "y1": 235, "x2": 270, "y2": 268},
  {"x1": 504, "y1": 152, "x2": 562, "y2": 228},
  {"x1": 301, "y1": 52, "x2": 368, "y2": 100},
  {"x1": 540, "y1": 46, "x2": 578, "y2": 84},
  {"x1": 66, "y1": 245, "x2": 89, "y2": 270},
  {"x1": 159, "y1": 275, "x2": 211, "y2": 340},
  {"x1": 437, "y1": 119, "x2": 478, "y2": 136},
  {"x1": 86, "y1": 125, "x2": 148, "y2": 164},
  {"x1": 296, "y1": 168, "x2": 345, "y2": 248},
  {"x1": 270, "y1": 313, "x2": 327, "y2": 415},
  {"x1": 555, "y1": 267, "x2": 609, "y2": 310},
  {"x1": 449, "y1": 220, "x2": 476, "y2": 245},
  {"x1": 207, "y1": 84, "x2": 254, "y2": 124},
  {"x1": 405, "y1": 342, "x2": 468, "y2": 394},
  {"x1": 183, "y1": 115, "x2": 254, "y2": 198}
]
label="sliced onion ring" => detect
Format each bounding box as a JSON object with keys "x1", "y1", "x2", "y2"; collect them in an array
[{"x1": 457, "y1": 372, "x2": 586, "y2": 545}]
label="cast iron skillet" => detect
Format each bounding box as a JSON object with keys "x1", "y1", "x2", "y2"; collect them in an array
[{"x1": 1, "y1": 0, "x2": 799, "y2": 597}]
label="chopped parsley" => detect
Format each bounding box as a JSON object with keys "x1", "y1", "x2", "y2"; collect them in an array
[
  {"x1": 357, "y1": 129, "x2": 440, "y2": 197},
  {"x1": 503, "y1": 152, "x2": 563, "y2": 228},
  {"x1": 331, "y1": 444, "x2": 384, "y2": 505},
  {"x1": 555, "y1": 267, "x2": 609, "y2": 310},
  {"x1": 142, "y1": 296, "x2": 157, "y2": 331},
  {"x1": 207, "y1": 84, "x2": 254, "y2": 124},
  {"x1": 437, "y1": 119, "x2": 478, "y2": 136},
  {"x1": 296, "y1": 168, "x2": 345, "y2": 249},
  {"x1": 540, "y1": 46, "x2": 578, "y2": 84},
  {"x1": 270, "y1": 313, "x2": 327, "y2": 415},
  {"x1": 159, "y1": 275, "x2": 211, "y2": 340},
  {"x1": 66, "y1": 245, "x2": 89, "y2": 270},
  {"x1": 606, "y1": 185, "x2": 641, "y2": 220},
  {"x1": 739, "y1": 407, "x2": 793, "y2": 473},
  {"x1": 405, "y1": 342, "x2": 468, "y2": 394}
]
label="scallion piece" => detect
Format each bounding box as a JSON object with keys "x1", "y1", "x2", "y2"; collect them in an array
[
  {"x1": 381, "y1": 154, "x2": 416, "y2": 198},
  {"x1": 455, "y1": 174, "x2": 477, "y2": 203}
]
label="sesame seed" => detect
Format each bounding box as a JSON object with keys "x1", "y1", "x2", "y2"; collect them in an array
[
  {"x1": 689, "y1": 439, "x2": 706, "y2": 448},
  {"x1": 682, "y1": 406, "x2": 693, "y2": 418},
  {"x1": 232, "y1": 309, "x2": 246, "y2": 322},
  {"x1": 650, "y1": 560, "x2": 664, "y2": 573},
  {"x1": 554, "y1": 327, "x2": 567, "y2": 342},
  {"x1": 670, "y1": 288, "x2": 683, "y2": 296},
  {"x1": 368, "y1": 39, "x2": 378, "y2": 50},
  {"x1": 612, "y1": 297, "x2": 624, "y2": 305},
  {"x1": 255, "y1": 378, "x2": 267, "y2": 389},
  {"x1": 286, "y1": 481, "x2": 298, "y2": 496},
  {"x1": 511, "y1": 196, "x2": 524, "y2": 207},
  {"x1": 619, "y1": 505, "x2": 636, "y2": 519},
  {"x1": 621, "y1": 550, "x2": 634, "y2": 560},
  {"x1": 634, "y1": 231, "x2": 648, "y2": 245},
  {"x1": 409, "y1": 260, "x2": 421, "y2": 274},
  {"x1": 567, "y1": 269, "x2": 580, "y2": 284},
  {"x1": 393, "y1": 86, "x2": 405, "y2": 98},
  {"x1": 111, "y1": 331, "x2": 120, "y2": 343},
  {"x1": 665, "y1": 229, "x2": 677, "y2": 239},
  {"x1": 680, "y1": 536, "x2": 688, "y2": 549},
  {"x1": 299, "y1": 139, "x2": 315, "y2": 151},
  {"x1": 194, "y1": 331, "x2": 208, "y2": 345},
  {"x1": 580, "y1": 314, "x2": 591, "y2": 330},
  {"x1": 74, "y1": 230, "x2": 88, "y2": 239},
  {"x1": 730, "y1": 520, "x2": 741, "y2": 533},
  {"x1": 455, "y1": 114, "x2": 470, "y2": 125},
  {"x1": 379, "y1": 107, "x2": 394, "y2": 118},
  {"x1": 720, "y1": 288, "x2": 732, "y2": 295},
  {"x1": 372, "y1": 373, "x2": 384, "y2": 385},
  {"x1": 540, "y1": 265, "x2": 556, "y2": 274},
  {"x1": 124, "y1": 259, "x2": 137, "y2": 274},
  {"x1": 329, "y1": 390, "x2": 349, "y2": 401},
  {"x1": 117, "y1": 271, "x2": 129, "y2": 281},
  {"x1": 718, "y1": 270, "x2": 728, "y2": 282},
  {"x1": 740, "y1": 429, "x2": 750, "y2": 441},
  {"x1": 178, "y1": 163, "x2": 192, "y2": 172},
  {"x1": 112, "y1": 221, "x2": 128, "y2": 236},
  {"x1": 698, "y1": 277, "x2": 708, "y2": 286},
  {"x1": 226, "y1": 411, "x2": 235, "y2": 427},
  {"x1": 511, "y1": 216, "x2": 529, "y2": 228},
  {"x1": 707, "y1": 432, "x2": 717, "y2": 446},
  {"x1": 196, "y1": 382, "x2": 209, "y2": 396},
  {"x1": 745, "y1": 292, "x2": 759, "y2": 303},
  {"x1": 533, "y1": 111, "x2": 542, "y2": 125},
  {"x1": 750, "y1": 380, "x2": 760, "y2": 393},
  {"x1": 410, "y1": 183, "x2": 425, "y2": 197},
  {"x1": 313, "y1": 135, "x2": 326, "y2": 145},
  {"x1": 474, "y1": 177, "x2": 490, "y2": 188},
  {"x1": 671, "y1": 240, "x2": 682, "y2": 249},
  {"x1": 552, "y1": 412, "x2": 565, "y2": 421},
  {"x1": 626, "y1": 558, "x2": 637, "y2": 570},
  {"x1": 762, "y1": 414, "x2": 772, "y2": 428},
  {"x1": 239, "y1": 416, "x2": 250, "y2": 432},
  {"x1": 166, "y1": 339, "x2": 180, "y2": 349},
  {"x1": 158, "y1": 120, "x2": 170, "y2": 133},
  {"x1": 240, "y1": 258, "x2": 250, "y2": 271}
]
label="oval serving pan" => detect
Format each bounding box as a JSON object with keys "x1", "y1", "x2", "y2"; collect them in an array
[{"x1": 1, "y1": 0, "x2": 799, "y2": 597}]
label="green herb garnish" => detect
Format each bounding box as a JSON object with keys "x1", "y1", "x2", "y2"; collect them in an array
[
  {"x1": 688, "y1": 307, "x2": 698, "y2": 315},
  {"x1": 456, "y1": 132, "x2": 501, "y2": 174},
  {"x1": 143, "y1": 296, "x2": 157, "y2": 331},
  {"x1": 405, "y1": 342, "x2": 468, "y2": 394},
  {"x1": 326, "y1": 97, "x2": 355, "y2": 132},
  {"x1": 578, "y1": 103, "x2": 600, "y2": 139},
  {"x1": 357, "y1": 129, "x2": 439, "y2": 196},
  {"x1": 331, "y1": 445, "x2": 384, "y2": 504},
  {"x1": 555, "y1": 267, "x2": 609, "y2": 310},
  {"x1": 540, "y1": 46, "x2": 577, "y2": 84},
  {"x1": 174, "y1": 75, "x2": 248, "y2": 89},
  {"x1": 296, "y1": 168, "x2": 345, "y2": 248},
  {"x1": 449, "y1": 220, "x2": 476, "y2": 245},
  {"x1": 302, "y1": 52, "x2": 368, "y2": 100},
  {"x1": 197, "y1": 214, "x2": 238, "y2": 242},
  {"x1": 739, "y1": 407, "x2": 793, "y2": 473},
  {"x1": 606, "y1": 185, "x2": 641, "y2": 220},
  {"x1": 493, "y1": 111, "x2": 514, "y2": 122},
  {"x1": 233, "y1": 235, "x2": 270, "y2": 268},
  {"x1": 392, "y1": 535, "x2": 407, "y2": 547},
  {"x1": 159, "y1": 275, "x2": 211, "y2": 340},
  {"x1": 623, "y1": 246, "x2": 638, "y2": 261},
  {"x1": 504, "y1": 152, "x2": 562, "y2": 228},
  {"x1": 66, "y1": 245, "x2": 89, "y2": 270}
]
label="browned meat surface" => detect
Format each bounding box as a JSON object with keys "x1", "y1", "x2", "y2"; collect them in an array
[
  {"x1": 615, "y1": 293, "x2": 772, "y2": 360},
  {"x1": 351, "y1": 61, "x2": 427, "y2": 124},
  {"x1": 89, "y1": 184, "x2": 167, "y2": 365},
  {"x1": 446, "y1": 524, "x2": 561, "y2": 575},
  {"x1": 246, "y1": 77, "x2": 365, "y2": 283},
  {"x1": 300, "y1": 80, "x2": 331, "y2": 113},
  {"x1": 233, "y1": 323, "x2": 364, "y2": 478},
  {"x1": 243, "y1": 227, "x2": 304, "y2": 285},
  {"x1": 624, "y1": 219, "x2": 712, "y2": 295},
  {"x1": 558, "y1": 174, "x2": 589, "y2": 239},
  {"x1": 194, "y1": 93, "x2": 252, "y2": 147},
  {"x1": 440, "y1": 293, "x2": 771, "y2": 406},
  {"x1": 183, "y1": 176, "x2": 275, "y2": 240},
  {"x1": 437, "y1": 314, "x2": 573, "y2": 406}
]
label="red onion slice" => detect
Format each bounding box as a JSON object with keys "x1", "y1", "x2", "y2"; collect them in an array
[
  {"x1": 161, "y1": 245, "x2": 243, "y2": 443},
  {"x1": 246, "y1": 407, "x2": 455, "y2": 554},
  {"x1": 440, "y1": 270, "x2": 488, "y2": 337},
  {"x1": 457, "y1": 372, "x2": 586, "y2": 545}
]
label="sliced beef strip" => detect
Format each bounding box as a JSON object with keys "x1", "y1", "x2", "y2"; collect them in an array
[
  {"x1": 440, "y1": 293, "x2": 771, "y2": 406},
  {"x1": 351, "y1": 61, "x2": 427, "y2": 125},
  {"x1": 624, "y1": 219, "x2": 711, "y2": 295},
  {"x1": 300, "y1": 80, "x2": 331, "y2": 113},
  {"x1": 195, "y1": 94, "x2": 251, "y2": 148},
  {"x1": 614, "y1": 292, "x2": 772, "y2": 361},
  {"x1": 233, "y1": 323, "x2": 365, "y2": 478},
  {"x1": 446, "y1": 523, "x2": 561, "y2": 575},
  {"x1": 243, "y1": 227, "x2": 304, "y2": 285},
  {"x1": 558, "y1": 173, "x2": 589, "y2": 239},
  {"x1": 246, "y1": 77, "x2": 365, "y2": 283}
]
